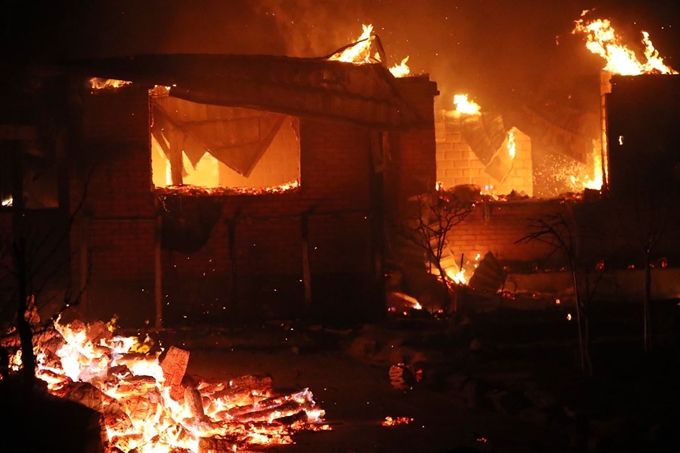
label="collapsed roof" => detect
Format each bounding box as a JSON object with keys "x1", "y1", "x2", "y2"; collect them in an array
[{"x1": 65, "y1": 53, "x2": 427, "y2": 129}]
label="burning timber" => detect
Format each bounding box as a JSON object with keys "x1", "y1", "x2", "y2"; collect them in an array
[{"x1": 3, "y1": 319, "x2": 329, "y2": 452}]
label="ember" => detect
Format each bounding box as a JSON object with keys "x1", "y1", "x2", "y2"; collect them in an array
[
  {"x1": 156, "y1": 180, "x2": 300, "y2": 197},
  {"x1": 89, "y1": 78, "x2": 133, "y2": 90},
  {"x1": 11, "y1": 319, "x2": 328, "y2": 452},
  {"x1": 381, "y1": 416, "x2": 413, "y2": 426}
]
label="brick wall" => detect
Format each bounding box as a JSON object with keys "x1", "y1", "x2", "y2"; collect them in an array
[
  {"x1": 160, "y1": 117, "x2": 377, "y2": 325},
  {"x1": 73, "y1": 80, "x2": 441, "y2": 326},
  {"x1": 435, "y1": 113, "x2": 533, "y2": 196},
  {"x1": 388, "y1": 76, "x2": 439, "y2": 217},
  {"x1": 447, "y1": 199, "x2": 569, "y2": 270},
  {"x1": 73, "y1": 85, "x2": 156, "y2": 326}
]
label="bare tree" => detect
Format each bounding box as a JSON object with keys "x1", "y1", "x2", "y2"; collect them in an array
[
  {"x1": 517, "y1": 211, "x2": 593, "y2": 376},
  {"x1": 0, "y1": 164, "x2": 94, "y2": 388},
  {"x1": 398, "y1": 190, "x2": 474, "y2": 313},
  {"x1": 618, "y1": 193, "x2": 670, "y2": 353}
]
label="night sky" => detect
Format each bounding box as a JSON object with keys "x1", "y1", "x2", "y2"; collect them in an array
[{"x1": 4, "y1": 0, "x2": 679, "y2": 110}]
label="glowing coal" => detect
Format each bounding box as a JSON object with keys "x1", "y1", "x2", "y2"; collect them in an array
[{"x1": 10, "y1": 319, "x2": 328, "y2": 452}]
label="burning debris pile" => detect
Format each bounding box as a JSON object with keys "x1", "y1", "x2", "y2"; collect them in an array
[
  {"x1": 155, "y1": 180, "x2": 300, "y2": 197},
  {"x1": 7, "y1": 319, "x2": 328, "y2": 452}
]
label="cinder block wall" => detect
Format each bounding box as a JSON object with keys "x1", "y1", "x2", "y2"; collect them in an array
[{"x1": 435, "y1": 114, "x2": 533, "y2": 196}]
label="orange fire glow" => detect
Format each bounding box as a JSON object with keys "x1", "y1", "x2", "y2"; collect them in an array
[
  {"x1": 389, "y1": 56, "x2": 411, "y2": 78},
  {"x1": 89, "y1": 78, "x2": 133, "y2": 90},
  {"x1": 572, "y1": 15, "x2": 677, "y2": 75},
  {"x1": 453, "y1": 94, "x2": 481, "y2": 116},
  {"x1": 507, "y1": 130, "x2": 516, "y2": 160},
  {"x1": 329, "y1": 24, "x2": 411, "y2": 78},
  {"x1": 443, "y1": 253, "x2": 482, "y2": 286},
  {"x1": 381, "y1": 416, "x2": 413, "y2": 426},
  {"x1": 14, "y1": 319, "x2": 328, "y2": 452},
  {"x1": 329, "y1": 24, "x2": 376, "y2": 64}
]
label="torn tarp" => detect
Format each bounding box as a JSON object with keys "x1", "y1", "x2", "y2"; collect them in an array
[{"x1": 152, "y1": 96, "x2": 287, "y2": 176}]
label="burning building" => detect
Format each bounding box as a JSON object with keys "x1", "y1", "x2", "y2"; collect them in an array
[
  {"x1": 3, "y1": 13, "x2": 680, "y2": 327},
  {"x1": 0, "y1": 28, "x2": 439, "y2": 328}
]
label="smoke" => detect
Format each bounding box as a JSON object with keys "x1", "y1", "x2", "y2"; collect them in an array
[
  {"x1": 252, "y1": 0, "x2": 364, "y2": 57},
  {"x1": 8, "y1": 0, "x2": 678, "y2": 113}
]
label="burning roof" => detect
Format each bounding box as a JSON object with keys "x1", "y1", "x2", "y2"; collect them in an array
[{"x1": 67, "y1": 52, "x2": 427, "y2": 129}]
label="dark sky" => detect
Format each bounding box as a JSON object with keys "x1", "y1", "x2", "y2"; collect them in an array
[{"x1": 5, "y1": 0, "x2": 679, "y2": 110}]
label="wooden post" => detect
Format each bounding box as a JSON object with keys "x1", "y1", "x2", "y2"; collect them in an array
[
  {"x1": 169, "y1": 129, "x2": 184, "y2": 186},
  {"x1": 301, "y1": 211, "x2": 312, "y2": 308}
]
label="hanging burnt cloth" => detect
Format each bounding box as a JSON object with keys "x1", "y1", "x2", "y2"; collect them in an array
[{"x1": 152, "y1": 96, "x2": 286, "y2": 177}]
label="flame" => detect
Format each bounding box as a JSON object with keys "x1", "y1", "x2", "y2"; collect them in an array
[
  {"x1": 572, "y1": 16, "x2": 677, "y2": 75},
  {"x1": 14, "y1": 319, "x2": 328, "y2": 452},
  {"x1": 453, "y1": 94, "x2": 481, "y2": 115},
  {"x1": 329, "y1": 24, "x2": 410, "y2": 77},
  {"x1": 446, "y1": 267, "x2": 467, "y2": 285},
  {"x1": 506, "y1": 130, "x2": 516, "y2": 160},
  {"x1": 329, "y1": 24, "x2": 376, "y2": 63},
  {"x1": 1, "y1": 196, "x2": 12, "y2": 207},
  {"x1": 443, "y1": 253, "x2": 482, "y2": 286},
  {"x1": 389, "y1": 56, "x2": 411, "y2": 78},
  {"x1": 584, "y1": 147, "x2": 603, "y2": 190},
  {"x1": 89, "y1": 78, "x2": 133, "y2": 90}
]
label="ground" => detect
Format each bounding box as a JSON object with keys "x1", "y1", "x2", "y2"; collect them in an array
[
  {"x1": 182, "y1": 334, "x2": 568, "y2": 453},
  {"x1": 164, "y1": 301, "x2": 680, "y2": 453},
  {"x1": 4, "y1": 301, "x2": 679, "y2": 453}
]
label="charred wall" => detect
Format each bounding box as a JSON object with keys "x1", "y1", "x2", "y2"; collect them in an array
[
  {"x1": 69, "y1": 72, "x2": 440, "y2": 327},
  {"x1": 160, "y1": 119, "x2": 376, "y2": 326},
  {"x1": 607, "y1": 74, "x2": 680, "y2": 197},
  {"x1": 71, "y1": 84, "x2": 156, "y2": 326},
  {"x1": 447, "y1": 199, "x2": 570, "y2": 272},
  {"x1": 385, "y1": 76, "x2": 439, "y2": 216}
]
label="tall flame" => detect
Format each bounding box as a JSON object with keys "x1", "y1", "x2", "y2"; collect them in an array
[
  {"x1": 329, "y1": 24, "x2": 411, "y2": 78},
  {"x1": 389, "y1": 56, "x2": 411, "y2": 78},
  {"x1": 453, "y1": 94, "x2": 481, "y2": 115},
  {"x1": 89, "y1": 78, "x2": 133, "y2": 90},
  {"x1": 572, "y1": 16, "x2": 677, "y2": 75},
  {"x1": 507, "y1": 130, "x2": 516, "y2": 160},
  {"x1": 329, "y1": 24, "x2": 375, "y2": 63}
]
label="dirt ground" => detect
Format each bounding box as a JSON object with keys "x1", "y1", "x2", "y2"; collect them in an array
[
  {"x1": 186, "y1": 349, "x2": 567, "y2": 453},
  {"x1": 160, "y1": 321, "x2": 572, "y2": 453},
  {"x1": 154, "y1": 301, "x2": 680, "y2": 453}
]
